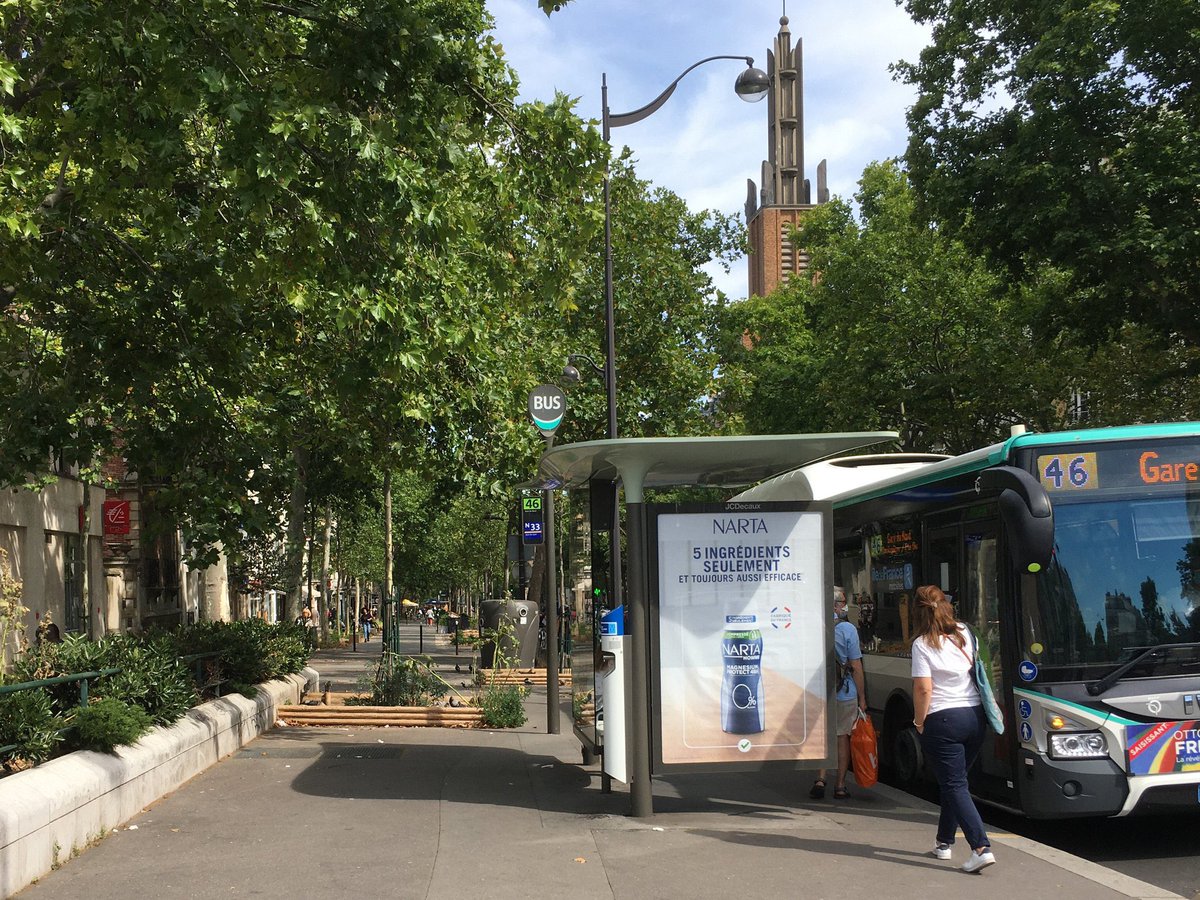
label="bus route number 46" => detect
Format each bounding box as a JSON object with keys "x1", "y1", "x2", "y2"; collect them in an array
[{"x1": 1040, "y1": 454, "x2": 1095, "y2": 491}]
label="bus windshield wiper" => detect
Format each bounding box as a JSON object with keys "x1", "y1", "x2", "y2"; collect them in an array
[{"x1": 1086, "y1": 642, "x2": 1200, "y2": 696}]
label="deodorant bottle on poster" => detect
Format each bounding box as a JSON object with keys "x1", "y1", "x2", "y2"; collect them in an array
[{"x1": 721, "y1": 614, "x2": 765, "y2": 734}]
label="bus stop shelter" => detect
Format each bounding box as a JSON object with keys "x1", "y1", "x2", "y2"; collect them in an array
[{"x1": 528, "y1": 431, "x2": 898, "y2": 816}]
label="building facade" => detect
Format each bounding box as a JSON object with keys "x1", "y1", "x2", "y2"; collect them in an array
[
  {"x1": 0, "y1": 461, "x2": 105, "y2": 664},
  {"x1": 745, "y1": 14, "x2": 829, "y2": 298}
]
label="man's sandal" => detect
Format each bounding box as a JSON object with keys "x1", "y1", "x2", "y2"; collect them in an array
[
  {"x1": 833, "y1": 787, "x2": 851, "y2": 800},
  {"x1": 808, "y1": 779, "x2": 826, "y2": 799}
]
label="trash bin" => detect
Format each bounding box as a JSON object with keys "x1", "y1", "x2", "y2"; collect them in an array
[{"x1": 479, "y1": 599, "x2": 539, "y2": 668}]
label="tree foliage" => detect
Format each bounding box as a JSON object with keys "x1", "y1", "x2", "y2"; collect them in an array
[
  {"x1": 896, "y1": 0, "x2": 1200, "y2": 349},
  {"x1": 554, "y1": 156, "x2": 744, "y2": 445},
  {"x1": 715, "y1": 161, "x2": 1068, "y2": 452},
  {"x1": 0, "y1": 0, "x2": 606, "y2": 564}
]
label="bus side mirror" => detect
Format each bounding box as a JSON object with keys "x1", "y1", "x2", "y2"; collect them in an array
[{"x1": 977, "y1": 466, "x2": 1054, "y2": 573}]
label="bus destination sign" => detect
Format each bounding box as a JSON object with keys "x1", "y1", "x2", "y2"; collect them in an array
[{"x1": 1038, "y1": 443, "x2": 1200, "y2": 493}]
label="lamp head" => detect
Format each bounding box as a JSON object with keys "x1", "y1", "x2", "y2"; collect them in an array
[
  {"x1": 561, "y1": 364, "x2": 581, "y2": 385},
  {"x1": 735, "y1": 61, "x2": 770, "y2": 102}
]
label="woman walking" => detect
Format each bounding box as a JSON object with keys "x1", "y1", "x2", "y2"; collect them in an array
[{"x1": 911, "y1": 584, "x2": 995, "y2": 873}]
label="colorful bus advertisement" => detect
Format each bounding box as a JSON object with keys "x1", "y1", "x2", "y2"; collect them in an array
[{"x1": 1126, "y1": 721, "x2": 1200, "y2": 774}]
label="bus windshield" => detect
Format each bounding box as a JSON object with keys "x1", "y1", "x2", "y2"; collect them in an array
[{"x1": 1028, "y1": 475, "x2": 1200, "y2": 681}]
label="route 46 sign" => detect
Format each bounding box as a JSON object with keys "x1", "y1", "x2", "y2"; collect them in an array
[{"x1": 528, "y1": 384, "x2": 566, "y2": 436}]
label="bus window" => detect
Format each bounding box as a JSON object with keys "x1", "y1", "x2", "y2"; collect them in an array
[
  {"x1": 835, "y1": 544, "x2": 873, "y2": 649},
  {"x1": 963, "y1": 526, "x2": 1002, "y2": 674},
  {"x1": 868, "y1": 516, "x2": 920, "y2": 655},
  {"x1": 925, "y1": 526, "x2": 960, "y2": 605}
]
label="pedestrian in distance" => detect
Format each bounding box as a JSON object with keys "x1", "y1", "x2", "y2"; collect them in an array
[
  {"x1": 810, "y1": 585, "x2": 865, "y2": 800},
  {"x1": 360, "y1": 606, "x2": 373, "y2": 642},
  {"x1": 911, "y1": 584, "x2": 996, "y2": 873}
]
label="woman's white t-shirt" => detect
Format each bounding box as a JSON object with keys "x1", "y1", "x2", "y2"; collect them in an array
[{"x1": 911, "y1": 623, "x2": 981, "y2": 713}]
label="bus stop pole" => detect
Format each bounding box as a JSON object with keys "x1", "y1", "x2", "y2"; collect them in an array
[
  {"x1": 623, "y1": 469, "x2": 653, "y2": 818},
  {"x1": 544, "y1": 454, "x2": 561, "y2": 733}
]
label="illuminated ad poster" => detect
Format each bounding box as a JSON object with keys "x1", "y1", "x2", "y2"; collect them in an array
[
  {"x1": 1127, "y1": 720, "x2": 1200, "y2": 774},
  {"x1": 652, "y1": 503, "x2": 832, "y2": 769}
]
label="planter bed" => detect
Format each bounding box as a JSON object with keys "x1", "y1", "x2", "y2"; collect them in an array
[{"x1": 0, "y1": 667, "x2": 316, "y2": 898}]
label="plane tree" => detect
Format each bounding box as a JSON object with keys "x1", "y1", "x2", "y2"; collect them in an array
[
  {"x1": 0, "y1": 0, "x2": 606, "y2": 578},
  {"x1": 714, "y1": 161, "x2": 1068, "y2": 453},
  {"x1": 896, "y1": 0, "x2": 1200, "y2": 359}
]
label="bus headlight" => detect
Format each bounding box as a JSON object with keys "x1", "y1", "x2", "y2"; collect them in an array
[{"x1": 1047, "y1": 731, "x2": 1108, "y2": 759}]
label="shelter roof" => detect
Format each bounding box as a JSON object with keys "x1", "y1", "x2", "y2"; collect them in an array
[{"x1": 527, "y1": 432, "x2": 898, "y2": 500}]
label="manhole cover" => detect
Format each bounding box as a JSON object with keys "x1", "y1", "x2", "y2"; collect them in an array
[
  {"x1": 235, "y1": 748, "x2": 323, "y2": 759},
  {"x1": 326, "y1": 746, "x2": 406, "y2": 760},
  {"x1": 236, "y1": 745, "x2": 406, "y2": 760}
]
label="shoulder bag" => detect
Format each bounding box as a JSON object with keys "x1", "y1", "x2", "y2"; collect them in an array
[{"x1": 954, "y1": 625, "x2": 1005, "y2": 735}]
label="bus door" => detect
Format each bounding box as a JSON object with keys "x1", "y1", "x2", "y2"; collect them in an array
[{"x1": 924, "y1": 516, "x2": 1017, "y2": 806}]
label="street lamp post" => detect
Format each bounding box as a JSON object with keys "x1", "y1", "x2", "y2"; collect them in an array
[
  {"x1": 596, "y1": 56, "x2": 768, "y2": 818},
  {"x1": 600, "y1": 56, "x2": 768, "y2": 441}
]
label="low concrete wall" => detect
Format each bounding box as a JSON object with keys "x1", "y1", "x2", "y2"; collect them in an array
[{"x1": 0, "y1": 666, "x2": 319, "y2": 897}]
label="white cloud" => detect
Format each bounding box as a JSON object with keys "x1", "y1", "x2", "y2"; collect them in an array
[{"x1": 487, "y1": 0, "x2": 931, "y2": 300}]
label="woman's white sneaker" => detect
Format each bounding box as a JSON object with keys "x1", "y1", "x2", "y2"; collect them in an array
[
  {"x1": 962, "y1": 849, "x2": 996, "y2": 873},
  {"x1": 931, "y1": 843, "x2": 953, "y2": 860}
]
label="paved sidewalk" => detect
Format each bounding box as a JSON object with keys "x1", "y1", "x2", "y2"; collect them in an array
[{"x1": 16, "y1": 642, "x2": 1182, "y2": 900}]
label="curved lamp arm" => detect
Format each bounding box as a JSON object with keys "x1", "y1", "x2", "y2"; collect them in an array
[
  {"x1": 568, "y1": 353, "x2": 605, "y2": 376},
  {"x1": 605, "y1": 55, "x2": 757, "y2": 136}
]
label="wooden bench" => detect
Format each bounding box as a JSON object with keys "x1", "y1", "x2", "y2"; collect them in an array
[
  {"x1": 277, "y1": 705, "x2": 484, "y2": 727},
  {"x1": 475, "y1": 668, "x2": 572, "y2": 687}
]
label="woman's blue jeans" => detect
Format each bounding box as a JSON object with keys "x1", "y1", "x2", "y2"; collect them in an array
[{"x1": 919, "y1": 705, "x2": 990, "y2": 850}]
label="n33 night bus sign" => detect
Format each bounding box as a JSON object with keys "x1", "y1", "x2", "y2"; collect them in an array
[{"x1": 522, "y1": 497, "x2": 544, "y2": 545}]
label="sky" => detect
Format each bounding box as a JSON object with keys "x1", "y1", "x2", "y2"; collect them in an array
[{"x1": 486, "y1": 0, "x2": 931, "y2": 300}]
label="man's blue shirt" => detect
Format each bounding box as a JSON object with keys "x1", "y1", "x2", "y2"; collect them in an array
[{"x1": 834, "y1": 619, "x2": 863, "y2": 702}]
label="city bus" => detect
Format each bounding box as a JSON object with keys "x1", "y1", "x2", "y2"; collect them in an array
[{"x1": 734, "y1": 423, "x2": 1200, "y2": 818}]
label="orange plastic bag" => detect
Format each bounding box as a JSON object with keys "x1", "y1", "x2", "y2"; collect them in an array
[{"x1": 850, "y1": 709, "x2": 879, "y2": 788}]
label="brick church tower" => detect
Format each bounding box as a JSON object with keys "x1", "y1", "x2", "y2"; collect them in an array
[{"x1": 745, "y1": 12, "x2": 829, "y2": 298}]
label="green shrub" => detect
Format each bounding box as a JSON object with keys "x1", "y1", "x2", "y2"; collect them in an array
[
  {"x1": 480, "y1": 685, "x2": 527, "y2": 728},
  {"x1": 72, "y1": 698, "x2": 153, "y2": 752},
  {"x1": 0, "y1": 688, "x2": 63, "y2": 768},
  {"x1": 1, "y1": 618, "x2": 312, "y2": 775},
  {"x1": 168, "y1": 620, "x2": 310, "y2": 692},
  {"x1": 16, "y1": 633, "x2": 195, "y2": 725},
  {"x1": 14, "y1": 633, "x2": 104, "y2": 709},
  {"x1": 360, "y1": 656, "x2": 448, "y2": 707},
  {"x1": 99, "y1": 635, "x2": 196, "y2": 725}
]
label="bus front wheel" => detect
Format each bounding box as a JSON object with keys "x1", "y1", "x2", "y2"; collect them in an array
[{"x1": 891, "y1": 725, "x2": 924, "y2": 785}]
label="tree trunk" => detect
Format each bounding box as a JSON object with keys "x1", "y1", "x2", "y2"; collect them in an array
[
  {"x1": 284, "y1": 443, "x2": 310, "y2": 625},
  {"x1": 383, "y1": 469, "x2": 393, "y2": 641},
  {"x1": 305, "y1": 500, "x2": 314, "y2": 621},
  {"x1": 79, "y1": 479, "x2": 94, "y2": 638},
  {"x1": 353, "y1": 577, "x2": 361, "y2": 644},
  {"x1": 320, "y1": 507, "x2": 332, "y2": 644}
]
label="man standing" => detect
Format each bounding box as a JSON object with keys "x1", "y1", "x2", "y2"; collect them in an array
[{"x1": 810, "y1": 585, "x2": 867, "y2": 799}]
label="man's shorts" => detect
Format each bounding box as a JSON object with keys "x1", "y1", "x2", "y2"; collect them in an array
[{"x1": 835, "y1": 698, "x2": 859, "y2": 736}]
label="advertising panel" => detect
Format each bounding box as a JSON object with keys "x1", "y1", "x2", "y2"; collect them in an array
[
  {"x1": 653, "y1": 503, "x2": 832, "y2": 769},
  {"x1": 1127, "y1": 720, "x2": 1200, "y2": 774}
]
